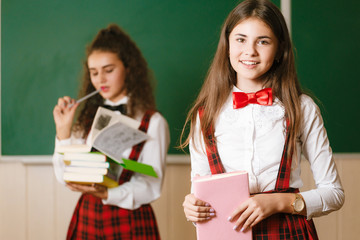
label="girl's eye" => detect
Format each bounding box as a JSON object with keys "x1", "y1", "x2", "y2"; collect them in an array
[
  {"x1": 105, "y1": 68, "x2": 114, "y2": 73},
  {"x1": 90, "y1": 72, "x2": 98, "y2": 77},
  {"x1": 258, "y1": 40, "x2": 269, "y2": 45},
  {"x1": 236, "y1": 38, "x2": 245, "y2": 43}
]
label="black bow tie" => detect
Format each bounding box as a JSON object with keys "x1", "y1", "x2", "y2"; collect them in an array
[{"x1": 102, "y1": 104, "x2": 127, "y2": 115}]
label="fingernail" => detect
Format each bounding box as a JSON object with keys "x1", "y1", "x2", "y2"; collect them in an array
[
  {"x1": 227, "y1": 216, "x2": 232, "y2": 221},
  {"x1": 206, "y1": 217, "x2": 210, "y2": 220},
  {"x1": 233, "y1": 225, "x2": 237, "y2": 230},
  {"x1": 210, "y1": 213, "x2": 215, "y2": 216},
  {"x1": 209, "y1": 208, "x2": 215, "y2": 212},
  {"x1": 241, "y1": 227, "x2": 245, "y2": 232},
  {"x1": 205, "y1": 203, "x2": 210, "y2": 207}
]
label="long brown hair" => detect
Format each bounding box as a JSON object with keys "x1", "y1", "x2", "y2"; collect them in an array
[
  {"x1": 73, "y1": 24, "x2": 156, "y2": 136},
  {"x1": 180, "y1": 0, "x2": 302, "y2": 159}
]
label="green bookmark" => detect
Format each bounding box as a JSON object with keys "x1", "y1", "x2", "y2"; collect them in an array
[{"x1": 120, "y1": 158, "x2": 158, "y2": 178}]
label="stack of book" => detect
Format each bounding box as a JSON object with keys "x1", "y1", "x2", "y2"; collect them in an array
[
  {"x1": 55, "y1": 107, "x2": 158, "y2": 188},
  {"x1": 60, "y1": 147, "x2": 122, "y2": 188}
]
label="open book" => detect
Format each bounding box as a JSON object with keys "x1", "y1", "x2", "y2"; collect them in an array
[
  {"x1": 56, "y1": 107, "x2": 148, "y2": 157},
  {"x1": 56, "y1": 107, "x2": 158, "y2": 178},
  {"x1": 193, "y1": 171, "x2": 252, "y2": 240}
]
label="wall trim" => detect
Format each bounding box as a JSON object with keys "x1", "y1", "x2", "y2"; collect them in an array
[
  {"x1": 0, "y1": 154, "x2": 191, "y2": 165},
  {"x1": 0, "y1": 153, "x2": 359, "y2": 165}
]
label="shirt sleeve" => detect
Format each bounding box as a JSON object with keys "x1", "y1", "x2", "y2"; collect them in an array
[
  {"x1": 102, "y1": 112, "x2": 170, "y2": 210},
  {"x1": 52, "y1": 134, "x2": 86, "y2": 185},
  {"x1": 299, "y1": 95, "x2": 345, "y2": 219},
  {"x1": 189, "y1": 113, "x2": 212, "y2": 193}
]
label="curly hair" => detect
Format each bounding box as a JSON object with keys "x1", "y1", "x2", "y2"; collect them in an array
[{"x1": 73, "y1": 24, "x2": 156, "y2": 136}]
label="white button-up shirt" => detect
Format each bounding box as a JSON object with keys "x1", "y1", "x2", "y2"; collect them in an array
[{"x1": 190, "y1": 86, "x2": 344, "y2": 219}]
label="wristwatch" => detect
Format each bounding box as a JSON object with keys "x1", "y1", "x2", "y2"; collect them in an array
[{"x1": 291, "y1": 193, "x2": 305, "y2": 214}]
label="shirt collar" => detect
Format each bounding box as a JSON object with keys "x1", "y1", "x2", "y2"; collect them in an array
[
  {"x1": 232, "y1": 85, "x2": 267, "y2": 93},
  {"x1": 103, "y1": 96, "x2": 128, "y2": 106}
]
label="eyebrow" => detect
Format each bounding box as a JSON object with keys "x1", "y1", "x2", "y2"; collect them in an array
[
  {"x1": 234, "y1": 33, "x2": 272, "y2": 39},
  {"x1": 89, "y1": 64, "x2": 115, "y2": 70}
]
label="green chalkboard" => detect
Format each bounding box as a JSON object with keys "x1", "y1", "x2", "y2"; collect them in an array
[
  {"x1": 7, "y1": 0, "x2": 357, "y2": 156},
  {"x1": 292, "y1": 1, "x2": 360, "y2": 152},
  {"x1": 1, "y1": 0, "x2": 243, "y2": 155}
]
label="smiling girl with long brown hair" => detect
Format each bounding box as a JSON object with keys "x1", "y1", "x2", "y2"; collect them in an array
[{"x1": 181, "y1": 0, "x2": 344, "y2": 239}]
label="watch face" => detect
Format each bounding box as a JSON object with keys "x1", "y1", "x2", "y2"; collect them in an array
[{"x1": 294, "y1": 199, "x2": 305, "y2": 212}]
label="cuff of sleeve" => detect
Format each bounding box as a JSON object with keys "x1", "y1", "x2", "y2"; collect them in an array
[
  {"x1": 102, "y1": 186, "x2": 125, "y2": 206},
  {"x1": 301, "y1": 190, "x2": 323, "y2": 220},
  {"x1": 55, "y1": 137, "x2": 72, "y2": 146}
]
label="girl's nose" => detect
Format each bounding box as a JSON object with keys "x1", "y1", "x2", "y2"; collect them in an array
[
  {"x1": 99, "y1": 72, "x2": 106, "y2": 83},
  {"x1": 244, "y1": 42, "x2": 257, "y2": 56}
]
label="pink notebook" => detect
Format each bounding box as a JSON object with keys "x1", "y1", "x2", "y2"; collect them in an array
[{"x1": 193, "y1": 171, "x2": 252, "y2": 240}]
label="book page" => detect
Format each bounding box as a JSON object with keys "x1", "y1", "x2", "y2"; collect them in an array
[
  {"x1": 92, "y1": 121, "x2": 149, "y2": 162},
  {"x1": 107, "y1": 159, "x2": 123, "y2": 181},
  {"x1": 89, "y1": 107, "x2": 140, "y2": 144}
]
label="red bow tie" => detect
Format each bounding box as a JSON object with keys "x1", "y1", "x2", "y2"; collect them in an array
[{"x1": 232, "y1": 88, "x2": 273, "y2": 109}]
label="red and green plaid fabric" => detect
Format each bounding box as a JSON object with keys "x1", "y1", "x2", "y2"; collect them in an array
[
  {"x1": 118, "y1": 110, "x2": 154, "y2": 185},
  {"x1": 199, "y1": 108, "x2": 226, "y2": 174},
  {"x1": 67, "y1": 195, "x2": 159, "y2": 240},
  {"x1": 67, "y1": 110, "x2": 160, "y2": 240},
  {"x1": 200, "y1": 112, "x2": 319, "y2": 240}
]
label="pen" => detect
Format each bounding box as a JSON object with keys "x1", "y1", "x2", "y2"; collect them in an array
[{"x1": 68, "y1": 88, "x2": 102, "y2": 108}]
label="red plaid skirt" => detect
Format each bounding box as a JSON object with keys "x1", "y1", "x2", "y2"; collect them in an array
[
  {"x1": 252, "y1": 211, "x2": 318, "y2": 240},
  {"x1": 251, "y1": 188, "x2": 318, "y2": 240},
  {"x1": 67, "y1": 194, "x2": 160, "y2": 240}
]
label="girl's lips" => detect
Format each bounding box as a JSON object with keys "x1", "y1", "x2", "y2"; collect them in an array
[
  {"x1": 240, "y1": 60, "x2": 259, "y2": 65},
  {"x1": 100, "y1": 86, "x2": 109, "y2": 92},
  {"x1": 240, "y1": 60, "x2": 259, "y2": 69}
]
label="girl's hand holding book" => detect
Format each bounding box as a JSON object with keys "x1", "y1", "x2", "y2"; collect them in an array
[
  {"x1": 228, "y1": 193, "x2": 296, "y2": 232},
  {"x1": 66, "y1": 182, "x2": 108, "y2": 200},
  {"x1": 182, "y1": 193, "x2": 216, "y2": 223}
]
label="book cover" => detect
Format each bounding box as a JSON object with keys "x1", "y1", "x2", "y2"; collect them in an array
[
  {"x1": 63, "y1": 152, "x2": 107, "y2": 162},
  {"x1": 64, "y1": 166, "x2": 108, "y2": 175},
  {"x1": 63, "y1": 173, "x2": 119, "y2": 188},
  {"x1": 63, "y1": 158, "x2": 123, "y2": 188},
  {"x1": 56, "y1": 144, "x2": 92, "y2": 153},
  {"x1": 63, "y1": 172, "x2": 105, "y2": 183},
  {"x1": 116, "y1": 158, "x2": 158, "y2": 178},
  {"x1": 63, "y1": 160, "x2": 110, "y2": 168},
  {"x1": 193, "y1": 171, "x2": 252, "y2": 240}
]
